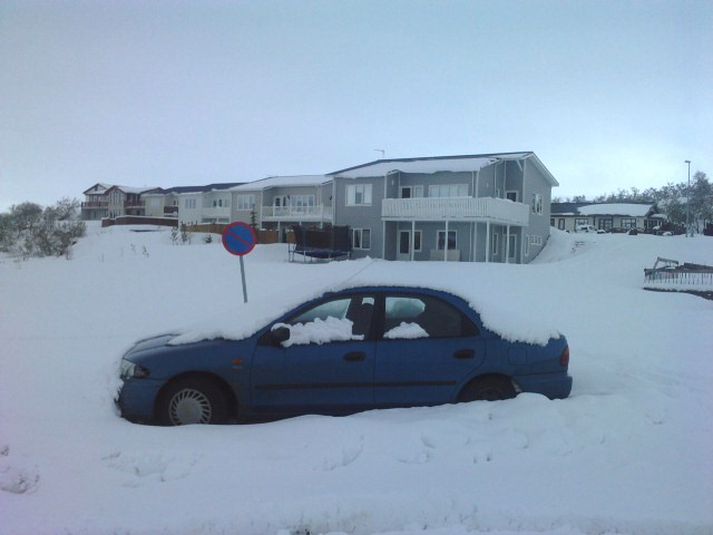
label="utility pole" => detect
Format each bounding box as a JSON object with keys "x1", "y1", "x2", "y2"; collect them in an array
[{"x1": 685, "y1": 160, "x2": 692, "y2": 236}]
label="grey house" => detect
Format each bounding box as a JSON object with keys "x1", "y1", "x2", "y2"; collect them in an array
[
  {"x1": 328, "y1": 152, "x2": 557, "y2": 264},
  {"x1": 230, "y1": 175, "x2": 333, "y2": 239}
]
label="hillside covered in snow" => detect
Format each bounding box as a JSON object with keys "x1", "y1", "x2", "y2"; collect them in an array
[{"x1": 1, "y1": 224, "x2": 712, "y2": 534}]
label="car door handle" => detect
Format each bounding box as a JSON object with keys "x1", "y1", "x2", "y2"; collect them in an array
[
  {"x1": 453, "y1": 349, "x2": 475, "y2": 360},
  {"x1": 343, "y1": 351, "x2": 366, "y2": 362}
]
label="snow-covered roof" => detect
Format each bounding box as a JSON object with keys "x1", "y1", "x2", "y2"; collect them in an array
[
  {"x1": 106, "y1": 185, "x2": 159, "y2": 195},
  {"x1": 331, "y1": 156, "x2": 500, "y2": 178},
  {"x1": 578, "y1": 203, "x2": 654, "y2": 217},
  {"x1": 231, "y1": 175, "x2": 331, "y2": 192},
  {"x1": 329, "y1": 152, "x2": 559, "y2": 186},
  {"x1": 83, "y1": 182, "x2": 112, "y2": 195}
]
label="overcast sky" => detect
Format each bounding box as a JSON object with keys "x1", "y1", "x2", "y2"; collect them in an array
[{"x1": 1, "y1": 0, "x2": 711, "y2": 210}]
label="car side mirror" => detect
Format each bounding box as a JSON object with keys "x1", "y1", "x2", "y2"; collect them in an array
[{"x1": 269, "y1": 325, "x2": 291, "y2": 347}]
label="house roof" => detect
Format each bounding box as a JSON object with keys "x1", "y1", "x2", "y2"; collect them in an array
[
  {"x1": 552, "y1": 202, "x2": 656, "y2": 217},
  {"x1": 231, "y1": 175, "x2": 331, "y2": 192},
  {"x1": 104, "y1": 185, "x2": 160, "y2": 195},
  {"x1": 82, "y1": 182, "x2": 112, "y2": 195},
  {"x1": 328, "y1": 152, "x2": 558, "y2": 186},
  {"x1": 578, "y1": 203, "x2": 655, "y2": 217},
  {"x1": 142, "y1": 183, "x2": 244, "y2": 195}
]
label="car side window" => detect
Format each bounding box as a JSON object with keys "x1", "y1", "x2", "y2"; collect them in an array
[
  {"x1": 278, "y1": 295, "x2": 375, "y2": 346},
  {"x1": 383, "y1": 295, "x2": 478, "y2": 339}
]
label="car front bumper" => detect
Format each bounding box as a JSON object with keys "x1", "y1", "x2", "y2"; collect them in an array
[
  {"x1": 117, "y1": 378, "x2": 165, "y2": 423},
  {"x1": 514, "y1": 372, "x2": 573, "y2": 399}
]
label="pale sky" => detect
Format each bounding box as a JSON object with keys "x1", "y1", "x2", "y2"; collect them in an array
[{"x1": 1, "y1": 0, "x2": 711, "y2": 210}]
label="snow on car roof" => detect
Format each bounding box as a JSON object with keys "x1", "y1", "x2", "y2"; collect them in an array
[
  {"x1": 578, "y1": 203, "x2": 653, "y2": 217},
  {"x1": 170, "y1": 260, "x2": 561, "y2": 347}
]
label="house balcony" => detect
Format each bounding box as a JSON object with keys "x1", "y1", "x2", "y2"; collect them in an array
[
  {"x1": 81, "y1": 201, "x2": 109, "y2": 209},
  {"x1": 381, "y1": 197, "x2": 530, "y2": 226},
  {"x1": 261, "y1": 205, "x2": 333, "y2": 222}
]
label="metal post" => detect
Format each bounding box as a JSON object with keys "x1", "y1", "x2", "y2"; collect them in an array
[
  {"x1": 410, "y1": 220, "x2": 415, "y2": 261},
  {"x1": 444, "y1": 219, "x2": 449, "y2": 262},
  {"x1": 685, "y1": 160, "x2": 692, "y2": 236},
  {"x1": 485, "y1": 221, "x2": 490, "y2": 263},
  {"x1": 239, "y1": 255, "x2": 248, "y2": 303}
]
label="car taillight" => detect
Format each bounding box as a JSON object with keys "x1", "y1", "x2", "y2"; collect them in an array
[{"x1": 560, "y1": 346, "x2": 570, "y2": 367}]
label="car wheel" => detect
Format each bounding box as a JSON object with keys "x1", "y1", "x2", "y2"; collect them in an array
[
  {"x1": 157, "y1": 377, "x2": 228, "y2": 426},
  {"x1": 459, "y1": 376, "x2": 516, "y2": 402}
]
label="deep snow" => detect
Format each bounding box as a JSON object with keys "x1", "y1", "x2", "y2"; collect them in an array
[{"x1": 1, "y1": 224, "x2": 712, "y2": 534}]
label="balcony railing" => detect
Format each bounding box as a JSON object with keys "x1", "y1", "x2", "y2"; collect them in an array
[
  {"x1": 81, "y1": 201, "x2": 109, "y2": 209},
  {"x1": 381, "y1": 197, "x2": 530, "y2": 226},
  {"x1": 261, "y1": 205, "x2": 332, "y2": 221}
]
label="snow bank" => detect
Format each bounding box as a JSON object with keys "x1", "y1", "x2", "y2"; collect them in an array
[{"x1": 2, "y1": 224, "x2": 713, "y2": 534}]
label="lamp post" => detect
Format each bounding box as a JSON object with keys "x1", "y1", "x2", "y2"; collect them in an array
[{"x1": 685, "y1": 160, "x2": 691, "y2": 236}]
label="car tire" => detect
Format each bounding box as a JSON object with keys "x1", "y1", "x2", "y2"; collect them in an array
[
  {"x1": 459, "y1": 376, "x2": 516, "y2": 402},
  {"x1": 157, "y1": 377, "x2": 228, "y2": 426}
]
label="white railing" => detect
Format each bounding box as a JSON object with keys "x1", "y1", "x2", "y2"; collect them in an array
[
  {"x1": 381, "y1": 197, "x2": 530, "y2": 225},
  {"x1": 261, "y1": 205, "x2": 332, "y2": 221}
]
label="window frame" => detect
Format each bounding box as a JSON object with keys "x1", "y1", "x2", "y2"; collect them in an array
[
  {"x1": 380, "y1": 292, "x2": 479, "y2": 340},
  {"x1": 436, "y1": 230, "x2": 457, "y2": 251},
  {"x1": 505, "y1": 190, "x2": 518, "y2": 202},
  {"x1": 236, "y1": 194, "x2": 256, "y2": 211},
  {"x1": 352, "y1": 228, "x2": 371, "y2": 250},
  {"x1": 346, "y1": 183, "x2": 373, "y2": 206}
]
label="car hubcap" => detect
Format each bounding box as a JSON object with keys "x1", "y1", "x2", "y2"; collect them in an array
[{"x1": 168, "y1": 388, "x2": 212, "y2": 425}]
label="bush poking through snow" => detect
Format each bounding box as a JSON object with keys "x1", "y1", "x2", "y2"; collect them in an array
[{"x1": 0, "y1": 198, "x2": 85, "y2": 259}]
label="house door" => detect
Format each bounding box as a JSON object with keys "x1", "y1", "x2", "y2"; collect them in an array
[{"x1": 397, "y1": 230, "x2": 421, "y2": 261}]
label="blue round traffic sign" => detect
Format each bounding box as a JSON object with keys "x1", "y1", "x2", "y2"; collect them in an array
[{"x1": 222, "y1": 222, "x2": 257, "y2": 256}]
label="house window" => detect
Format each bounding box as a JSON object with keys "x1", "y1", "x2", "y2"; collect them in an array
[
  {"x1": 621, "y1": 218, "x2": 637, "y2": 229},
  {"x1": 346, "y1": 184, "x2": 372, "y2": 206},
  {"x1": 558, "y1": 218, "x2": 565, "y2": 230},
  {"x1": 401, "y1": 186, "x2": 424, "y2": 198},
  {"x1": 531, "y1": 193, "x2": 543, "y2": 214},
  {"x1": 236, "y1": 194, "x2": 256, "y2": 211},
  {"x1": 506, "y1": 191, "x2": 518, "y2": 202},
  {"x1": 550, "y1": 218, "x2": 555, "y2": 226},
  {"x1": 529, "y1": 235, "x2": 543, "y2": 246},
  {"x1": 149, "y1": 198, "x2": 161, "y2": 208},
  {"x1": 292, "y1": 194, "x2": 315, "y2": 211},
  {"x1": 352, "y1": 228, "x2": 371, "y2": 250},
  {"x1": 598, "y1": 218, "x2": 613, "y2": 231},
  {"x1": 437, "y1": 230, "x2": 457, "y2": 250},
  {"x1": 491, "y1": 233, "x2": 498, "y2": 256},
  {"x1": 429, "y1": 184, "x2": 468, "y2": 198},
  {"x1": 575, "y1": 217, "x2": 588, "y2": 227},
  {"x1": 184, "y1": 198, "x2": 197, "y2": 209}
]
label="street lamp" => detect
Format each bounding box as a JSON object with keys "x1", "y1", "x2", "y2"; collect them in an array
[{"x1": 685, "y1": 160, "x2": 691, "y2": 236}]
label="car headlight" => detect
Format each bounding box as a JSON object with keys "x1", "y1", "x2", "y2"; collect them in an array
[{"x1": 120, "y1": 358, "x2": 150, "y2": 379}]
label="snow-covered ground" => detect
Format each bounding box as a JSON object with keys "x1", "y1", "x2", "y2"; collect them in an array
[{"x1": 1, "y1": 224, "x2": 712, "y2": 535}]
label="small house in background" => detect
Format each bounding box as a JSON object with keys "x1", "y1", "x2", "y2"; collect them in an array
[
  {"x1": 550, "y1": 202, "x2": 661, "y2": 232},
  {"x1": 80, "y1": 183, "x2": 159, "y2": 220}
]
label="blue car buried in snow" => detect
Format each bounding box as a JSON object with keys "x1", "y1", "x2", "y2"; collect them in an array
[{"x1": 117, "y1": 286, "x2": 572, "y2": 425}]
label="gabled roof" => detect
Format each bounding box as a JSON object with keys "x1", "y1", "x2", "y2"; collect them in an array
[
  {"x1": 328, "y1": 151, "x2": 559, "y2": 186},
  {"x1": 105, "y1": 185, "x2": 160, "y2": 195},
  {"x1": 82, "y1": 182, "x2": 112, "y2": 195},
  {"x1": 231, "y1": 175, "x2": 331, "y2": 192}
]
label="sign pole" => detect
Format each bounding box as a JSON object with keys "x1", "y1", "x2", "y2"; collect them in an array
[
  {"x1": 221, "y1": 222, "x2": 257, "y2": 305},
  {"x1": 239, "y1": 255, "x2": 248, "y2": 303}
]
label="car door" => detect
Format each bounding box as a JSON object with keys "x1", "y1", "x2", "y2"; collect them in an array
[
  {"x1": 374, "y1": 292, "x2": 485, "y2": 406},
  {"x1": 251, "y1": 293, "x2": 376, "y2": 415}
]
